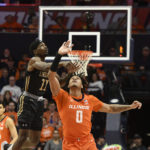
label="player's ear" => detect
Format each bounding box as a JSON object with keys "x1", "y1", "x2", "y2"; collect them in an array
[
  {"x1": 68, "y1": 84, "x2": 70, "y2": 88},
  {"x1": 33, "y1": 49, "x2": 37, "y2": 55}
]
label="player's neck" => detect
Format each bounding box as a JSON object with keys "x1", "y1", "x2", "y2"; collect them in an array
[
  {"x1": 35, "y1": 55, "x2": 45, "y2": 61},
  {"x1": 0, "y1": 114, "x2": 5, "y2": 121},
  {"x1": 69, "y1": 88, "x2": 82, "y2": 97}
]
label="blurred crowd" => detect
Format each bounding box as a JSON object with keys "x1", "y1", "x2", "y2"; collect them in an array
[
  {"x1": 0, "y1": 0, "x2": 150, "y2": 6},
  {"x1": 0, "y1": 45, "x2": 150, "y2": 149},
  {"x1": 0, "y1": 12, "x2": 149, "y2": 34},
  {"x1": 0, "y1": 0, "x2": 150, "y2": 33}
]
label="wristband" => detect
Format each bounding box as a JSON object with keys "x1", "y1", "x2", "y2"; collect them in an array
[{"x1": 50, "y1": 53, "x2": 62, "y2": 72}]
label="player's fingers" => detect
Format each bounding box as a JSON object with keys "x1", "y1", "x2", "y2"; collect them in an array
[
  {"x1": 66, "y1": 40, "x2": 70, "y2": 47},
  {"x1": 138, "y1": 103, "x2": 142, "y2": 109},
  {"x1": 63, "y1": 42, "x2": 66, "y2": 46}
]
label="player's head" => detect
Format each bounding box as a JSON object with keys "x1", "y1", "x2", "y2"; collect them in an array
[
  {"x1": 42, "y1": 117, "x2": 47, "y2": 126},
  {"x1": 48, "y1": 102, "x2": 56, "y2": 112},
  {"x1": 53, "y1": 130, "x2": 60, "y2": 139},
  {"x1": 0, "y1": 102, "x2": 5, "y2": 116},
  {"x1": 29, "y1": 38, "x2": 48, "y2": 57},
  {"x1": 66, "y1": 73, "x2": 88, "y2": 92}
]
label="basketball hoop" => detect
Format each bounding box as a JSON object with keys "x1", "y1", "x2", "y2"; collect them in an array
[{"x1": 67, "y1": 50, "x2": 93, "y2": 76}]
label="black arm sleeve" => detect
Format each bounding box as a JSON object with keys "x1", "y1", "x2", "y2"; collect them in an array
[{"x1": 50, "y1": 53, "x2": 62, "y2": 72}]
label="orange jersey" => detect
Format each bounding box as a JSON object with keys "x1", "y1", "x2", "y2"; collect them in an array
[
  {"x1": 0, "y1": 116, "x2": 11, "y2": 148},
  {"x1": 53, "y1": 89, "x2": 103, "y2": 139},
  {"x1": 5, "y1": 112, "x2": 17, "y2": 126},
  {"x1": 43, "y1": 111, "x2": 60, "y2": 126},
  {"x1": 40, "y1": 126, "x2": 54, "y2": 143}
]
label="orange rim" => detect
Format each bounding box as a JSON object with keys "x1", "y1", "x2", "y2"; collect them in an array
[
  {"x1": 68, "y1": 50, "x2": 93, "y2": 55},
  {"x1": 68, "y1": 50, "x2": 93, "y2": 60}
]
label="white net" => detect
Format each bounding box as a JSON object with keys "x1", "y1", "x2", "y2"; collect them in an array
[{"x1": 67, "y1": 50, "x2": 93, "y2": 76}]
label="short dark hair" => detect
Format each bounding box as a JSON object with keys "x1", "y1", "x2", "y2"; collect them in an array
[
  {"x1": 29, "y1": 38, "x2": 42, "y2": 56},
  {"x1": 63, "y1": 73, "x2": 88, "y2": 93}
]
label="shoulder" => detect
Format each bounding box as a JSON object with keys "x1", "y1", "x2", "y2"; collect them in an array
[
  {"x1": 14, "y1": 85, "x2": 21, "y2": 89},
  {"x1": 29, "y1": 57, "x2": 41, "y2": 63},
  {"x1": 5, "y1": 117, "x2": 14, "y2": 126},
  {"x1": 1, "y1": 85, "x2": 9, "y2": 92},
  {"x1": 2, "y1": 85, "x2": 9, "y2": 89}
]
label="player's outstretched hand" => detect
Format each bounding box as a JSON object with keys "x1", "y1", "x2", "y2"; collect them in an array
[
  {"x1": 58, "y1": 40, "x2": 73, "y2": 55},
  {"x1": 130, "y1": 101, "x2": 142, "y2": 109}
]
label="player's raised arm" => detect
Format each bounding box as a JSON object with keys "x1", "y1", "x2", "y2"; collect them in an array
[
  {"x1": 48, "y1": 40, "x2": 73, "y2": 96},
  {"x1": 98, "y1": 100, "x2": 142, "y2": 113}
]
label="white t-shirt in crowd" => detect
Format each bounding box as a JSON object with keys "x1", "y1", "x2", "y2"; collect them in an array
[{"x1": 1, "y1": 85, "x2": 22, "y2": 102}]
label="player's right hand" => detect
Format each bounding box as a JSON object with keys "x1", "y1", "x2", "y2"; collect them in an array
[{"x1": 58, "y1": 40, "x2": 73, "y2": 55}]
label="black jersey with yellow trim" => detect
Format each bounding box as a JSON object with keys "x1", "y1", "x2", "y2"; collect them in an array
[{"x1": 24, "y1": 69, "x2": 49, "y2": 96}]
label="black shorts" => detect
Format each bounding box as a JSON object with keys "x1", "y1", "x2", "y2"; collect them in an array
[{"x1": 17, "y1": 94, "x2": 44, "y2": 131}]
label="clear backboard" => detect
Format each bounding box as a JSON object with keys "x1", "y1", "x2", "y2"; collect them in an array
[{"x1": 39, "y1": 6, "x2": 133, "y2": 62}]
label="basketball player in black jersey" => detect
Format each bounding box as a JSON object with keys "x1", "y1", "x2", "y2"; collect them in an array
[{"x1": 4, "y1": 39, "x2": 74, "y2": 150}]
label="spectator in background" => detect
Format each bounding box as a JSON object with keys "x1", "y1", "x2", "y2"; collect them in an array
[
  {"x1": 5, "y1": 101, "x2": 18, "y2": 126},
  {"x1": 1, "y1": 76, "x2": 21, "y2": 103},
  {"x1": 47, "y1": 16, "x2": 66, "y2": 34},
  {"x1": 0, "y1": 48, "x2": 13, "y2": 68},
  {"x1": 17, "y1": 54, "x2": 29, "y2": 72},
  {"x1": 16, "y1": 54, "x2": 29, "y2": 80},
  {"x1": 5, "y1": 104, "x2": 9, "y2": 113},
  {"x1": 2, "y1": 90, "x2": 13, "y2": 106},
  {"x1": 37, "y1": 117, "x2": 54, "y2": 150},
  {"x1": 7, "y1": 57, "x2": 16, "y2": 76},
  {"x1": 72, "y1": 12, "x2": 96, "y2": 31},
  {"x1": 132, "y1": 16, "x2": 145, "y2": 34},
  {"x1": 135, "y1": 46, "x2": 150, "y2": 71},
  {"x1": 147, "y1": 146, "x2": 150, "y2": 150},
  {"x1": 0, "y1": 14, "x2": 23, "y2": 32},
  {"x1": 27, "y1": 8, "x2": 36, "y2": 24},
  {"x1": 88, "y1": 72, "x2": 104, "y2": 98},
  {"x1": 44, "y1": 130, "x2": 62, "y2": 150},
  {"x1": 129, "y1": 134, "x2": 147, "y2": 150},
  {"x1": 44, "y1": 99, "x2": 49, "y2": 112},
  {"x1": 134, "y1": 46, "x2": 150, "y2": 90},
  {"x1": 16, "y1": 70, "x2": 26, "y2": 90},
  {"x1": 96, "y1": 136, "x2": 107, "y2": 150},
  {"x1": 28, "y1": 16, "x2": 39, "y2": 33},
  {"x1": 43, "y1": 102, "x2": 60, "y2": 127},
  {"x1": 0, "y1": 68, "x2": 9, "y2": 90}
]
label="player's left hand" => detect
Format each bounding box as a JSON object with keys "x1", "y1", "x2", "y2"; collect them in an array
[
  {"x1": 130, "y1": 101, "x2": 142, "y2": 109},
  {"x1": 58, "y1": 40, "x2": 73, "y2": 55}
]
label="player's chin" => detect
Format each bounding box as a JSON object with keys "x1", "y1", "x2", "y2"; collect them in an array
[{"x1": 70, "y1": 84, "x2": 78, "y2": 88}]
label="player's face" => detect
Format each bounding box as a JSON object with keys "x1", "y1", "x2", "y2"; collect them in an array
[
  {"x1": 68, "y1": 76, "x2": 83, "y2": 89},
  {"x1": 36, "y1": 42, "x2": 48, "y2": 56},
  {"x1": 53, "y1": 130, "x2": 60, "y2": 139},
  {"x1": 0, "y1": 104, "x2": 5, "y2": 116},
  {"x1": 48, "y1": 103, "x2": 56, "y2": 112}
]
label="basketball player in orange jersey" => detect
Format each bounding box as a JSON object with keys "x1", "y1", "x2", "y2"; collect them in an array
[
  {"x1": 48, "y1": 40, "x2": 142, "y2": 150},
  {"x1": 0, "y1": 102, "x2": 18, "y2": 150}
]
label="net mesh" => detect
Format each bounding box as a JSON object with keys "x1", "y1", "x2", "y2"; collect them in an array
[{"x1": 67, "y1": 50, "x2": 93, "y2": 76}]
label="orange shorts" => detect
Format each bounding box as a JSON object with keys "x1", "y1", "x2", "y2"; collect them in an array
[{"x1": 62, "y1": 134, "x2": 98, "y2": 150}]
